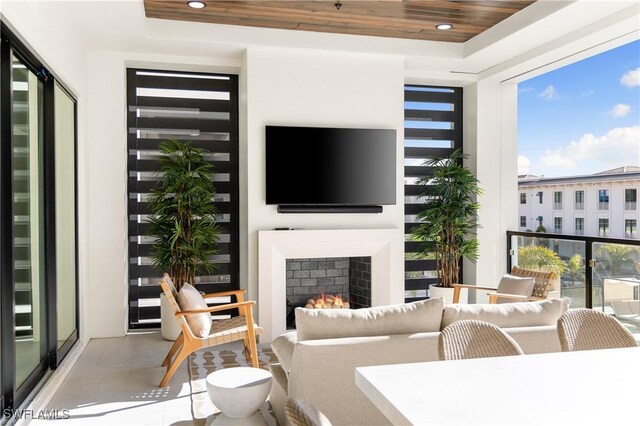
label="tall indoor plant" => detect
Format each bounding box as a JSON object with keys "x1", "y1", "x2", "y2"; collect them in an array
[
  {"x1": 412, "y1": 150, "x2": 482, "y2": 301},
  {"x1": 146, "y1": 139, "x2": 220, "y2": 339}
]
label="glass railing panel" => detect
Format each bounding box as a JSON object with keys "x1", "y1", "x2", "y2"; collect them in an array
[
  {"x1": 510, "y1": 235, "x2": 587, "y2": 308},
  {"x1": 593, "y1": 243, "x2": 640, "y2": 325}
]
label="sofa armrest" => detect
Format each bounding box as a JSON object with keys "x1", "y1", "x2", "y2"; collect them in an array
[{"x1": 288, "y1": 333, "x2": 440, "y2": 425}]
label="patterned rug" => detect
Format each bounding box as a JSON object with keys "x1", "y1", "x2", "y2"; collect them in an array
[{"x1": 188, "y1": 345, "x2": 279, "y2": 424}]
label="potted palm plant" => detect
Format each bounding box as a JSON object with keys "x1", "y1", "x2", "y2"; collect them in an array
[
  {"x1": 146, "y1": 139, "x2": 220, "y2": 340},
  {"x1": 411, "y1": 150, "x2": 482, "y2": 303}
]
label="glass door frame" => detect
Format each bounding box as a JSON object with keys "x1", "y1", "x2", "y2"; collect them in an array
[{"x1": 0, "y1": 22, "x2": 79, "y2": 412}]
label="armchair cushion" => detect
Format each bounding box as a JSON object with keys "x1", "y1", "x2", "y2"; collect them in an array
[
  {"x1": 295, "y1": 297, "x2": 444, "y2": 341},
  {"x1": 176, "y1": 283, "x2": 212, "y2": 338},
  {"x1": 441, "y1": 297, "x2": 570, "y2": 330},
  {"x1": 495, "y1": 274, "x2": 535, "y2": 303}
]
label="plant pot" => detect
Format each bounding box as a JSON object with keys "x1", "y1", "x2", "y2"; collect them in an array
[
  {"x1": 160, "y1": 293, "x2": 181, "y2": 341},
  {"x1": 429, "y1": 284, "x2": 467, "y2": 304}
]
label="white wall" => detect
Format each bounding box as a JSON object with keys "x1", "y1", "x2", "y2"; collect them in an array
[
  {"x1": 244, "y1": 48, "x2": 405, "y2": 317},
  {"x1": 463, "y1": 79, "x2": 519, "y2": 300}
]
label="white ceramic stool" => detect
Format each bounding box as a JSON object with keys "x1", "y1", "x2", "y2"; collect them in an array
[{"x1": 206, "y1": 367, "x2": 273, "y2": 418}]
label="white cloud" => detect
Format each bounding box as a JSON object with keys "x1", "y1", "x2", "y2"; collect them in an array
[
  {"x1": 538, "y1": 126, "x2": 640, "y2": 175},
  {"x1": 608, "y1": 103, "x2": 631, "y2": 117},
  {"x1": 518, "y1": 155, "x2": 530, "y2": 175},
  {"x1": 537, "y1": 85, "x2": 558, "y2": 100},
  {"x1": 519, "y1": 87, "x2": 534, "y2": 94},
  {"x1": 581, "y1": 90, "x2": 594, "y2": 98},
  {"x1": 620, "y1": 67, "x2": 640, "y2": 88}
]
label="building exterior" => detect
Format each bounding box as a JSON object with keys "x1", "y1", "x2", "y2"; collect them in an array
[{"x1": 518, "y1": 167, "x2": 640, "y2": 239}]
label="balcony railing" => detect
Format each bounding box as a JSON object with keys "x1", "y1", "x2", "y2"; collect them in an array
[
  {"x1": 507, "y1": 231, "x2": 640, "y2": 315},
  {"x1": 553, "y1": 203, "x2": 562, "y2": 210},
  {"x1": 598, "y1": 202, "x2": 609, "y2": 210},
  {"x1": 625, "y1": 201, "x2": 637, "y2": 211},
  {"x1": 574, "y1": 202, "x2": 584, "y2": 210}
]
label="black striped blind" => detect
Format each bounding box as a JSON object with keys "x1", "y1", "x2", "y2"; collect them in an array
[
  {"x1": 126, "y1": 69, "x2": 239, "y2": 328},
  {"x1": 404, "y1": 85, "x2": 462, "y2": 301}
]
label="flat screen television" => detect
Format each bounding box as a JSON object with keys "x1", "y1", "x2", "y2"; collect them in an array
[{"x1": 265, "y1": 126, "x2": 396, "y2": 210}]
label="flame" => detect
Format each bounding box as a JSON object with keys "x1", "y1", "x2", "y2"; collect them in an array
[{"x1": 306, "y1": 292, "x2": 350, "y2": 309}]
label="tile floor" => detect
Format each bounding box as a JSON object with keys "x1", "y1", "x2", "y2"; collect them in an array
[{"x1": 27, "y1": 331, "x2": 232, "y2": 426}]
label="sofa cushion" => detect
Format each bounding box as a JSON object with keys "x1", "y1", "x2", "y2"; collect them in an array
[
  {"x1": 441, "y1": 297, "x2": 570, "y2": 330},
  {"x1": 176, "y1": 283, "x2": 211, "y2": 338},
  {"x1": 295, "y1": 298, "x2": 445, "y2": 341},
  {"x1": 496, "y1": 274, "x2": 535, "y2": 298},
  {"x1": 271, "y1": 331, "x2": 297, "y2": 378}
]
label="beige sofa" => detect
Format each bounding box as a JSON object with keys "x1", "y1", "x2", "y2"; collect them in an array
[{"x1": 269, "y1": 297, "x2": 570, "y2": 425}]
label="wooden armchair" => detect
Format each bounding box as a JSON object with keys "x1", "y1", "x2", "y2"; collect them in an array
[
  {"x1": 452, "y1": 266, "x2": 556, "y2": 304},
  {"x1": 159, "y1": 273, "x2": 263, "y2": 387}
]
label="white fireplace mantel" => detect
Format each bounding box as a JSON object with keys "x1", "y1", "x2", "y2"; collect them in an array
[{"x1": 258, "y1": 228, "x2": 404, "y2": 343}]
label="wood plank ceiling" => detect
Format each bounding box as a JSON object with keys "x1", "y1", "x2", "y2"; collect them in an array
[{"x1": 143, "y1": 1, "x2": 536, "y2": 42}]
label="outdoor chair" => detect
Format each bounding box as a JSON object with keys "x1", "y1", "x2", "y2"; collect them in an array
[
  {"x1": 285, "y1": 397, "x2": 333, "y2": 426},
  {"x1": 452, "y1": 266, "x2": 556, "y2": 304},
  {"x1": 159, "y1": 273, "x2": 262, "y2": 387},
  {"x1": 439, "y1": 319, "x2": 524, "y2": 360},
  {"x1": 557, "y1": 308, "x2": 638, "y2": 352}
]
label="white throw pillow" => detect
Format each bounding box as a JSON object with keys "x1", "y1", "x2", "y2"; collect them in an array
[
  {"x1": 176, "y1": 283, "x2": 212, "y2": 338},
  {"x1": 495, "y1": 274, "x2": 535, "y2": 303},
  {"x1": 441, "y1": 297, "x2": 570, "y2": 330},
  {"x1": 295, "y1": 297, "x2": 444, "y2": 341}
]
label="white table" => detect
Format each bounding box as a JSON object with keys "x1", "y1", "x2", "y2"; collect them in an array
[{"x1": 356, "y1": 347, "x2": 640, "y2": 425}]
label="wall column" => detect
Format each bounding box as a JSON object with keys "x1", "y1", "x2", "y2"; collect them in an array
[{"x1": 463, "y1": 79, "x2": 518, "y2": 300}]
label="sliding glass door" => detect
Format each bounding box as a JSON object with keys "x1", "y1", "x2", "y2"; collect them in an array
[
  {"x1": 54, "y1": 83, "x2": 77, "y2": 354},
  {"x1": 0, "y1": 23, "x2": 78, "y2": 412},
  {"x1": 12, "y1": 54, "x2": 48, "y2": 391}
]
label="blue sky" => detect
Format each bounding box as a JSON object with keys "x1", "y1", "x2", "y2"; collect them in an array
[{"x1": 518, "y1": 39, "x2": 640, "y2": 177}]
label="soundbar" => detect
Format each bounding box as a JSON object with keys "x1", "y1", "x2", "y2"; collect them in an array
[{"x1": 277, "y1": 205, "x2": 383, "y2": 214}]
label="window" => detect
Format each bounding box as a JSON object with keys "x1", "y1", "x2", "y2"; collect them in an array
[
  {"x1": 404, "y1": 85, "x2": 462, "y2": 302},
  {"x1": 598, "y1": 218, "x2": 609, "y2": 237},
  {"x1": 553, "y1": 191, "x2": 562, "y2": 210},
  {"x1": 520, "y1": 193, "x2": 527, "y2": 204},
  {"x1": 575, "y1": 218, "x2": 584, "y2": 235},
  {"x1": 537, "y1": 191, "x2": 543, "y2": 204},
  {"x1": 554, "y1": 217, "x2": 562, "y2": 233},
  {"x1": 625, "y1": 219, "x2": 637, "y2": 238},
  {"x1": 520, "y1": 216, "x2": 527, "y2": 227},
  {"x1": 598, "y1": 189, "x2": 609, "y2": 210},
  {"x1": 575, "y1": 190, "x2": 584, "y2": 210},
  {"x1": 625, "y1": 188, "x2": 637, "y2": 211},
  {"x1": 126, "y1": 69, "x2": 239, "y2": 328},
  {"x1": 537, "y1": 216, "x2": 544, "y2": 226}
]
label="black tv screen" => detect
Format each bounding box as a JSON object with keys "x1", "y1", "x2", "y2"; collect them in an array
[{"x1": 266, "y1": 126, "x2": 396, "y2": 206}]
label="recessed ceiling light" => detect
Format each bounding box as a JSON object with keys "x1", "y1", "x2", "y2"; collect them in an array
[
  {"x1": 187, "y1": 1, "x2": 206, "y2": 9},
  {"x1": 436, "y1": 24, "x2": 453, "y2": 30}
]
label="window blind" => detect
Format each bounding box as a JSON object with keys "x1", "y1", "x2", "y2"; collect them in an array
[
  {"x1": 404, "y1": 85, "x2": 462, "y2": 301},
  {"x1": 126, "y1": 69, "x2": 239, "y2": 328}
]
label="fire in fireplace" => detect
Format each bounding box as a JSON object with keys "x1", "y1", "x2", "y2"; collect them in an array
[{"x1": 304, "y1": 293, "x2": 350, "y2": 309}]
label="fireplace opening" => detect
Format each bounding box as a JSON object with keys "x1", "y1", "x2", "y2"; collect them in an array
[{"x1": 285, "y1": 257, "x2": 372, "y2": 329}]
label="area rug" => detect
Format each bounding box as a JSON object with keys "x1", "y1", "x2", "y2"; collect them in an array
[{"x1": 188, "y1": 345, "x2": 279, "y2": 424}]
